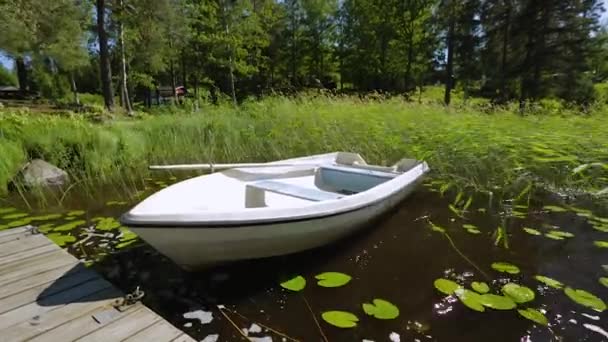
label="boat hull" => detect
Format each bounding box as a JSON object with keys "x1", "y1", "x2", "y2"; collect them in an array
[{"x1": 130, "y1": 176, "x2": 423, "y2": 271}]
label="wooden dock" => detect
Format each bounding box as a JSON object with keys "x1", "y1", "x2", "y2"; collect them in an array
[{"x1": 0, "y1": 226, "x2": 195, "y2": 342}]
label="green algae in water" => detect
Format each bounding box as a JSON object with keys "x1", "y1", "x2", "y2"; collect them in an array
[
  {"x1": 471, "y1": 281, "x2": 490, "y2": 294},
  {"x1": 518, "y1": 308, "x2": 548, "y2": 326},
  {"x1": 280, "y1": 275, "x2": 306, "y2": 292},
  {"x1": 2, "y1": 213, "x2": 28, "y2": 220},
  {"x1": 315, "y1": 272, "x2": 352, "y2": 288},
  {"x1": 54, "y1": 220, "x2": 86, "y2": 232},
  {"x1": 564, "y1": 287, "x2": 606, "y2": 312},
  {"x1": 491, "y1": 262, "x2": 520, "y2": 274},
  {"x1": 362, "y1": 298, "x2": 400, "y2": 319},
  {"x1": 502, "y1": 283, "x2": 535, "y2": 303},
  {"x1": 534, "y1": 275, "x2": 564, "y2": 289},
  {"x1": 321, "y1": 311, "x2": 359, "y2": 328},
  {"x1": 47, "y1": 233, "x2": 76, "y2": 247},
  {"x1": 434, "y1": 278, "x2": 461, "y2": 295},
  {"x1": 523, "y1": 227, "x2": 542, "y2": 236}
]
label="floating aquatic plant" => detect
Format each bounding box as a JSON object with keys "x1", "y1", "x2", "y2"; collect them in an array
[
  {"x1": 280, "y1": 275, "x2": 306, "y2": 292},
  {"x1": 54, "y1": 220, "x2": 86, "y2": 232},
  {"x1": 463, "y1": 224, "x2": 481, "y2": 234},
  {"x1": 2, "y1": 212, "x2": 28, "y2": 220},
  {"x1": 95, "y1": 217, "x2": 121, "y2": 231},
  {"x1": 594, "y1": 241, "x2": 608, "y2": 248},
  {"x1": 543, "y1": 205, "x2": 567, "y2": 213},
  {"x1": 491, "y1": 262, "x2": 520, "y2": 274},
  {"x1": 502, "y1": 283, "x2": 535, "y2": 303},
  {"x1": 362, "y1": 299, "x2": 400, "y2": 319},
  {"x1": 517, "y1": 308, "x2": 548, "y2": 326},
  {"x1": 544, "y1": 233, "x2": 565, "y2": 240},
  {"x1": 599, "y1": 277, "x2": 608, "y2": 288},
  {"x1": 29, "y1": 214, "x2": 62, "y2": 221},
  {"x1": 321, "y1": 311, "x2": 359, "y2": 328},
  {"x1": 534, "y1": 275, "x2": 564, "y2": 289},
  {"x1": 471, "y1": 281, "x2": 490, "y2": 294},
  {"x1": 479, "y1": 294, "x2": 517, "y2": 310},
  {"x1": 523, "y1": 227, "x2": 541, "y2": 236},
  {"x1": 67, "y1": 210, "x2": 85, "y2": 217},
  {"x1": 434, "y1": 278, "x2": 461, "y2": 295},
  {"x1": 564, "y1": 287, "x2": 606, "y2": 312},
  {"x1": 47, "y1": 233, "x2": 76, "y2": 247},
  {"x1": 455, "y1": 288, "x2": 485, "y2": 312},
  {"x1": 315, "y1": 272, "x2": 352, "y2": 288},
  {"x1": 0, "y1": 207, "x2": 17, "y2": 215}
]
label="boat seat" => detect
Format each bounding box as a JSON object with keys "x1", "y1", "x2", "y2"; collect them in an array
[
  {"x1": 245, "y1": 180, "x2": 342, "y2": 208},
  {"x1": 315, "y1": 164, "x2": 399, "y2": 194}
]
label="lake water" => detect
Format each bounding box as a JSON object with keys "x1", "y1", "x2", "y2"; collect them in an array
[{"x1": 1, "y1": 177, "x2": 607, "y2": 341}]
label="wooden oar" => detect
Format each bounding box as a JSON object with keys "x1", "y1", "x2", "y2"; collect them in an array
[{"x1": 148, "y1": 163, "x2": 304, "y2": 171}]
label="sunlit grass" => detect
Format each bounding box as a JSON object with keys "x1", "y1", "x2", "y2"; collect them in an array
[{"x1": 1, "y1": 95, "x2": 607, "y2": 207}]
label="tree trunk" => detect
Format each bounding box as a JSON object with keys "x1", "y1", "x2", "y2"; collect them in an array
[
  {"x1": 222, "y1": 1, "x2": 237, "y2": 106},
  {"x1": 499, "y1": 2, "x2": 511, "y2": 100},
  {"x1": 16, "y1": 57, "x2": 28, "y2": 92},
  {"x1": 444, "y1": 12, "x2": 455, "y2": 106},
  {"x1": 118, "y1": 0, "x2": 132, "y2": 115},
  {"x1": 70, "y1": 72, "x2": 80, "y2": 105},
  {"x1": 405, "y1": 33, "x2": 414, "y2": 91},
  {"x1": 96, "y1": 0, "x2": 114, "y2": 112}
]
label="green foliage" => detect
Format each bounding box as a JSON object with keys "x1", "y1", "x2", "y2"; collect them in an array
[
  {"x1": 517, "y1": 308, "x2": 548, "y2": 326},
  {"x1": 434, "y1": 278, "x2": 461, "y2": 295},
  {"x1": 491, "y1": 262, "x2": 520, "y2": 274},
  {"x1": 321, "y1": 311, "x2": 359, "y2": 328},
  {"x1": 0, "y1": 64, "x2": 17, "y2": 86},
  {"x1": 534, "y1": 275, "x2": 564, "y2": 289},
  {"x1": 563, "y1": 287, "x2": 606, "y2": 312},
  {"x1": 315, "y1": 272, "x2": 352, "y2": 287},
  {"x1": 471, "y1": 281, "x2": 489, "y2": 294},
  {"x1": 361, "y1": 299, "x2": 400, "y2": 319},
  {"x1": 502, "y1": 283, "x2": 535, "y2": 303}
]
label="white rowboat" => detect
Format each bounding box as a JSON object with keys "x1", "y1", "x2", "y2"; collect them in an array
[{"x1": 120, "y1": 152, "x2": 430, "y2": 271}]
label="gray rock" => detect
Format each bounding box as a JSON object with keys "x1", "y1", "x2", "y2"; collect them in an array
[{"x1": 18, "y1": 159, "x2": 69, "y2": 187}]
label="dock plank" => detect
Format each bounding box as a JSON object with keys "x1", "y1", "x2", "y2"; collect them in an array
[
  {"x1": 0, "y1": 227, "x2": 193, "y2": 341},
  {"x1": 124, "y1": 319, "x2": 184, "y2": 341},
  {"x1": 0, "y1": 266, "x2": 98, "y2": 314},
  {"x1": 0, "y1": 287, "x2": 122, "y2": 341},
  {"x1": 74, "y1": 306, "x2": 161, "y2": 341},
  {"x1": 0, "y1": 233, "x2": 53, "y2": 257}
]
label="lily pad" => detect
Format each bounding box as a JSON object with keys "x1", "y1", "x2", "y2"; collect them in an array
[
  {"x1": 47, "y1": 233, "x2": 76, "y2": 247},
  {"x1": 465, "y1": 228, "x2": 481, "y2": 234},
  {"x1": 463, "y1": 224, "x2": 478, "y2": 230},
  {"x1": 479, "y1": 294, "x2": 517, "y2": 310},
  {"x1": 471, "y1": 281, "x2": 490, "y2": 294},
  {"x1": 38, "y1": 223, "x2": 55, "y2": 233},
  {"x1": 591, "y1": 224, "x2": 608, "y2": 233},
  {"x1": 362, "y1": 299, "x2": 400, "y2": 319},
  {"x1": 548, "y1": 231, "x2": 574, "y2": 238},
  {"x1": 315, "y1": 272, "x2": 352, "y2": 288},
  {"x1": 118, "y1": 227, "x2": 137, "y2": 241},
  {"x1": 543, "y1": 205, "x2": 567, "y2": 213},
  {"x1": 434, "y1": 278, "x2": 461, "y2": 295},
  {"x1": 599, "y1": 277, "x2": 608, "y2": 288},
  {"x1": 455, "y1": 288, "x2": 485, "y2": 312},
  {"x1": 502, "y1": 283, "x2": 535, "y2": 303},
  {"x1": 517, "y1": 308, "x2": 548, "y2": 326},
  {"x1": 106, "y1": 201, "x2": 128, "y2": 206},
  {"x1": 491, "y1": 262, "x2": 520, "y2": 274},
  {"x1": 523, "y1": 227, "x2": 542, "y2": 236},
  {"x1": 54, "y1": 220, "x2": 86, "y2": 232},
  {"x1": 594, "y1": 241, "x2": 608, "y2": 248},
  {"x1": 534, "y1": 275, "x2": 564, "y2": 289},
  {"x1": 429, "y1": 222, "x2": 446, "y2": 233},
  {"x1": 544, "y1": 233, "x2": 565, "y2": 240},
  {"x1": 280, "y1": 275, "x2": 306, "y2": 292},
  {"x1": 321, "y1": 311, "x2": 359, "y2": 328},
  {"x1": 0, "y1": 207, "x2": 17, "y2": 215},
  {"x1": 6, "y1": 219, "x2": 32, "y2": 228},
  {"x1": 96, "y1": 217, "x2": 121, "y2": 231},
  {"x1": 67, "y1": 210, "x2": 85, "y2": 217},
  {"x1": 29, "y1": 214, "x2": 63, "y2": 221},
  {"x1": 564, "y1": 287, "x2": 606, "y2": 312},
  {"x1": 116, "y1": 240, "x2": 138, "y2": 249},
  {"x1": 3, "y1": 213, "x2": 28, "y2": 220}
]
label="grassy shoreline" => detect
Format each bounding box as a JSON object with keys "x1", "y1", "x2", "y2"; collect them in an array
[{"x1": 1, "y1": 96, "x2": 607, "y2": 207}]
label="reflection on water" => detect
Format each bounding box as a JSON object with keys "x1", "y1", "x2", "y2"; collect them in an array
[{"x1": 1, "y1": 177, "x2": 607, "y2": 341}]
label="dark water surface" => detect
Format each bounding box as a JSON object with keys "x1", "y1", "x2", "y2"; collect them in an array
[{"x1": 1, "y1": 178, "x2": 607, "y2": 342}]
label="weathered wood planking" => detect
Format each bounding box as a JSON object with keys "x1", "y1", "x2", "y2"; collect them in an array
[{"x1": 0, "y1": 227, "x2": 195, "y2": 342}]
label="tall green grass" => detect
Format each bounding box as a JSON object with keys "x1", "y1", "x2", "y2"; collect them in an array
[{"x1": 1, "y1": 96, "x2": 607, "y2": 206}]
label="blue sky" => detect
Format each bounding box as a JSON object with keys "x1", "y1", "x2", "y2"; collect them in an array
[{"x1": 1, "y1": 0, "x2": 607, "y2": 70}]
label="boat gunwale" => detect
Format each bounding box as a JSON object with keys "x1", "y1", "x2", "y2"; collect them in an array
[{"x1": 121, "y1": 161, "x2": 430, "y2": 228}]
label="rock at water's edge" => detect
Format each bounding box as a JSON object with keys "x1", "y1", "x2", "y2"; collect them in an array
[{"x1": 17, "y1": 159, "x2": 69, "y2": 188}]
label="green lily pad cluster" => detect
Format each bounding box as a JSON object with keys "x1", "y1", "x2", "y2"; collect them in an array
[
  {"x1": 433, "y1": 277, "x2": 543, "y2": 324},
  {"x1": 279, "y1": 272, "x2": 399, "y2": 329},
  {"x1": 47, "y1": 232, "x2": 77, "y2": 247}
]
